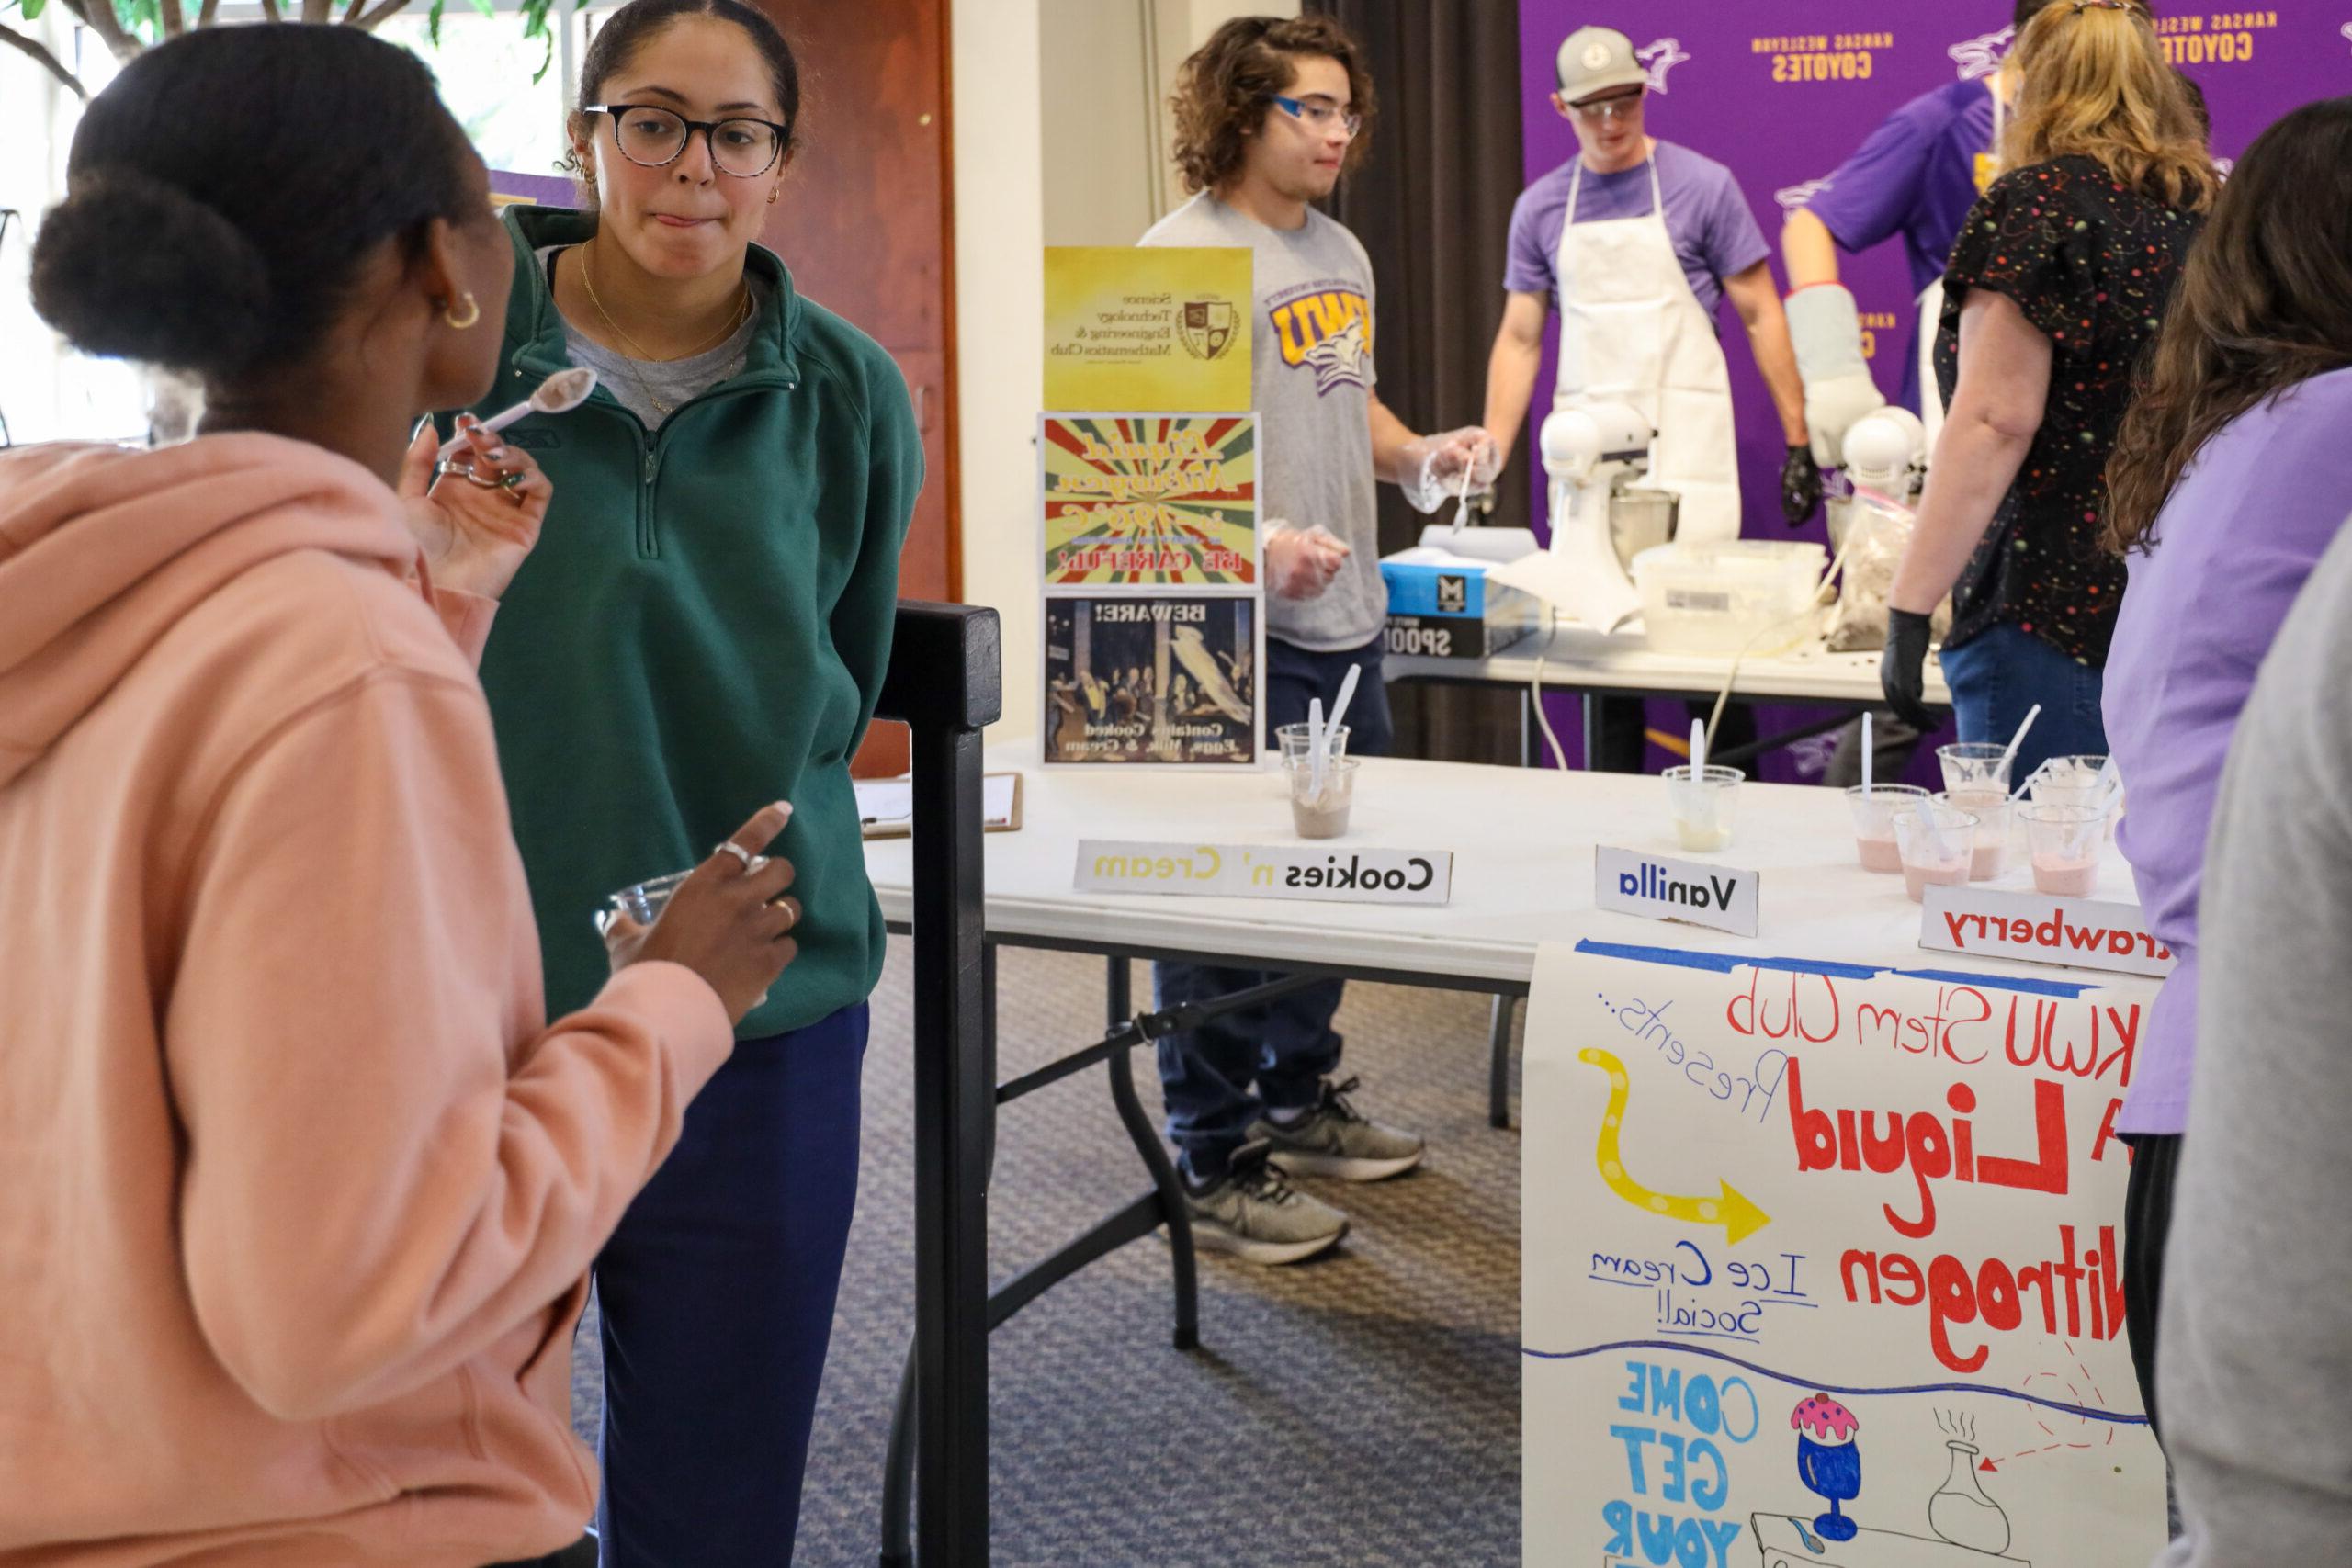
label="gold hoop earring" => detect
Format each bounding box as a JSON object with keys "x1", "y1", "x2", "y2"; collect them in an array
[
  {"x1": 767, "y1": 185, "x2": 780, "y2": 206},
  {"x1": 444, "y1": 292, "x2": 481, "y2": 331}
]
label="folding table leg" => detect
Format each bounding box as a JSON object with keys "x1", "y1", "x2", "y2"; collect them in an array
[{"x1": 1105, "y1": 957, "x2": 1201, "y2": 1349}]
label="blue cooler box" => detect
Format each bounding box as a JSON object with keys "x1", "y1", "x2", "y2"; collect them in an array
[{"x1": 1379, "y1": 546, "x2": 1542, "y2": 661}]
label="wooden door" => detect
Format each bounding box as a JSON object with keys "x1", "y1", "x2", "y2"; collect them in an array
[{"x1": 752, "y1": 0, "x2": 958, "y2": 774}]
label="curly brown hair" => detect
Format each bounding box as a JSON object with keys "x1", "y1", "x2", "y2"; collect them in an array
[
  {"x1": 2105, "y1": 96, "x2": 2352, "y2": 553},
  {"x1": 1169, "y1": 15, "x2": 1375, "y2": 197}
]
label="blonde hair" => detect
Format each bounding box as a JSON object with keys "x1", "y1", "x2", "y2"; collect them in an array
[{"x1": 2003, "y1": 2, "x2": 2217, "y2": 210}]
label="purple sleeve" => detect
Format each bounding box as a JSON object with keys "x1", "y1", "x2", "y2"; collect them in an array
[
  {"x1": 1805, "y1": 110, "x2": 1928, "y2": 254},
  {"x1": 1698, "y1": 165, "x2": 1770, "y2": 282},
  {"x1": 1504, "y1": 186, "x2": 1555, "y2": 298}
]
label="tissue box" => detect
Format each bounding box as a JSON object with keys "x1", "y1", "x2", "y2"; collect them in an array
[{"x1": 1379, "y1": 546, "x2": 1542, "y2": 660}]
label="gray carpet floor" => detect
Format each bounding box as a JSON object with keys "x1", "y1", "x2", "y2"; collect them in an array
[{"x1": 572, "y1": 939, "x2": 1524, "y2": 1564}]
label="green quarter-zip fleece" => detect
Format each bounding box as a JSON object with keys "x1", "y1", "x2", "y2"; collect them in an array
[{"x1": 461, "y1": 204, "x2": 921, "y2": 1038}]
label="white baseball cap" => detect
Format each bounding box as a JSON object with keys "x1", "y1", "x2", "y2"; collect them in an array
[{"x1": 1555, "y1": 27, "x2": 1646, "y2": 103}]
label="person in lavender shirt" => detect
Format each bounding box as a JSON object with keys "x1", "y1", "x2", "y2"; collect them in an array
[{"x1": 2099, "y1": 96, "x2": 2352, "y2": 1440}]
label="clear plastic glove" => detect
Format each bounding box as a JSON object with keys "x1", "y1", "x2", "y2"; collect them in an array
[
  {"x1": 1397, "y1": 426, "x2": 1503, "y2": 514},
  {"x1": 1786, "y1": 285, "x2": 1887, "y2": 468},
  {"x1": 1265, "y1": 521, "x2": 1351, "y2": 601}
]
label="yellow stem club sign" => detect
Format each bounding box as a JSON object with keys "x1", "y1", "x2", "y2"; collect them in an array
[{"x1": 1044, "y1": 246, "x2": 1253, "y2": 413}]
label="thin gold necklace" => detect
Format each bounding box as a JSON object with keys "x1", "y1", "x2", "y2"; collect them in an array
[{"x1": 575, "y1": 240, "x2": 752, "y2": 415}]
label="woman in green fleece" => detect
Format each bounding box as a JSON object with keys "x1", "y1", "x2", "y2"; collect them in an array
[{"x1": 458, "y1": 1, "x2": 919, "y2": 1559}]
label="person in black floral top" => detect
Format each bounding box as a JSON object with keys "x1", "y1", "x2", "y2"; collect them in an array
[{"x1": 1879, "y1": 0, "x2": 2214, "y2": 783}]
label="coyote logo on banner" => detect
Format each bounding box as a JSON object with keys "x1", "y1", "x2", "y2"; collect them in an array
[
  {"x1": 1637, "y1": 36, "x2": 1690, "y2": 93},
  {"x1": 1949, "y1": 24, "x2": 2014, "y2": 82}
]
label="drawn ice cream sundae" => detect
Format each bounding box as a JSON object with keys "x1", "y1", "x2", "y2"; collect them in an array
[{"x1": 1792, "y1": 1393, "x2": 1863, "y2": 1542}]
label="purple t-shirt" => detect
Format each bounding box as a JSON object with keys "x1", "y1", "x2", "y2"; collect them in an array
[
  {"x1": 1504, "y1": 141, "x2": 1770, "y2": 322},
  {"x1": 1804, "y1": 77, "x2": 1996, "y2": 411},
  {"x1": 2105, "y1": 366, "x2": 2352, "y2": 1134},
  {"x1": 1805, "y1": 78, "x2": 1996, "y2": 296}
]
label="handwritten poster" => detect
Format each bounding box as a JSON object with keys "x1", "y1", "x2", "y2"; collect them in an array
[
  {"x1": 1043, "y1": 246, "x2": 1252, "y2": 412},
  {"x1": 1042, "y1": 413, "x2": 1258, "y2": 589},
  {"x1": 1523, "y1": 940, "x2": 2165, "y2": 1567}
]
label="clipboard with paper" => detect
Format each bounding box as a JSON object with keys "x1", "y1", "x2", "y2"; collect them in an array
[{"x1": 854, "y1": 773, "x2": 1023, "y2": 840}]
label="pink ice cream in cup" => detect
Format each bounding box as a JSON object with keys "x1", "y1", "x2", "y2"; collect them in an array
[{"x1": 1792, "y1": 1393, "x2": 1860, "y2": 1444}]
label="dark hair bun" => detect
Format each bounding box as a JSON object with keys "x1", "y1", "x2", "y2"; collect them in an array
[{"x1": 31, "y1": 171, "x2": 271, "y2": 379}]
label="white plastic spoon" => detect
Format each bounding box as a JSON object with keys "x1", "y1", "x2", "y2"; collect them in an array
[{"x1": 437, "y1": 366, "x2": 599, "y2": 461}]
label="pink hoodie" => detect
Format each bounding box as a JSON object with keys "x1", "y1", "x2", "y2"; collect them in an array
[{"x1": 0, "y1": 434, "x2": 732, "y2": 1566}]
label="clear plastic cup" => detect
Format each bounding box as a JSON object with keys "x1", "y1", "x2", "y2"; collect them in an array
[
  {"x1": 1845, "y1": 783, "x2": 1930, "y2": 874},
  {"x1": 1937, "y1": 741, "x2": 2014, "y2": 798},
  {"x1": 2021, "y1": 803, "x2": 2108, "y2": 897},
  {"x1": 1894, "y1": 802, "x2": 1977, "y2": 903},
  {"x1": 601, "y1": 850, "x2": 768, "y2": 934},
  {"x1": 605, "y1": 869, "x2": 691, "y2": 931},
  {"x1": 1275, "y1": 722, "x2": 1351, "y2": 765},
  {"x1": 2029, "y1": 753, "x2": 2111, "y2": 809},
  {"x1": 1664, "y1": 763, "x2": 1744, "y2": 852},
  {"x1": 1936, "y1": 788, "x2": 2013, "y2": 881},
  {"x1": 1286, "y1": 755, "x2": 1358, "y2": 840}
]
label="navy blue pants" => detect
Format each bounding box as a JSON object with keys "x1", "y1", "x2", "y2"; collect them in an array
[
  {"x1": 1154, "y1": 636, "x2": 1393, "y2": 1179},
  {"x1": 1939, "y1": 622, "x2": 2109, "y2": 785},
  {"x1": 592, "y1": 1003, "x2": 869, "y2": 1566}
]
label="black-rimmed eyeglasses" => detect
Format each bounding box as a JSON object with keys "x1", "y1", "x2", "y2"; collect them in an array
[{"x1": 584, "y1": 104, "x2": 790, "y2": 178}]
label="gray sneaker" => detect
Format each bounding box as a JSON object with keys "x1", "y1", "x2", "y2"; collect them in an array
[
  {"x1": 1250, "y1": 1076, "x2": 1425, "y2": 1182},
  {"x1": 1181, "y1": 1143, "x2": 1349, "y2": 1266}
]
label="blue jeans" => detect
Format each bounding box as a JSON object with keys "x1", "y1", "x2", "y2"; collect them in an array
[
  {"x1": 1154, "y1": 636, "x2": 1393, "y2": 1179},
  {"x1": 1939, "y1": 622, "x2": 2109, "y2": 785},
  {"x1": 592, "y1": 1004, "x2": 869, "y2": 1566}
]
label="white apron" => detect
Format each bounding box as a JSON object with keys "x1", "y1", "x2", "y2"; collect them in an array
[
  {"x1": 1552, "y1": 153, "x2": 1741, "y2": 543},
  {"x1": 1918, "y1": 81, "x2": 2007, "y2": 451}
]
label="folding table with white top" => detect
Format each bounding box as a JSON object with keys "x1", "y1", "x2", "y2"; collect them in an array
[{"x1": 864, "y1": 744, "x2": 2134, "y2": 1560}]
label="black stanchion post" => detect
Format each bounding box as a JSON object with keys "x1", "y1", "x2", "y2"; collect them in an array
[{"x1": 877, "y1": 601, "x2": 1001, "y2": 1567}]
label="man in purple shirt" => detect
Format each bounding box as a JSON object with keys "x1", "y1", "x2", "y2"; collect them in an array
[
  {"x1": 1781, "y1": 4, "x2": 2051, "y2": 788},
  {"x1": 1483, "y1": 27, "x2": 1810, "y2": 503},
  {"x1": 1786, "y1": 73, "x2": 2001, "y2": 423},
  {"x1": 1483, "y1": 24, "x2": 1813, "y2": 771}
]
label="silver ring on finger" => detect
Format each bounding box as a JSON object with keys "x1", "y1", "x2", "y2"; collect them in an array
[
  {"x1": 713, "y1": 840, "x2": 766, "y2": 874},
  {"x1": 441, "y1": 460, "x2": 505, "y2": 490}
]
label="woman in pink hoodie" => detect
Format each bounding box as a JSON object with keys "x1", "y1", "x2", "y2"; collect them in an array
[{"x1": 0, "y1": 26, "x2": 805, "y2": 1568}]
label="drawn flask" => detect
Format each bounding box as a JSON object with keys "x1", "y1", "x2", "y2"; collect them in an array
[{"x1": 1928, "y1": 1439, "x2": 2010, "y2": 1554}]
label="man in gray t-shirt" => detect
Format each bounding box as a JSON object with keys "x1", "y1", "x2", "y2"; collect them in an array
[
  {"x1": 1144, "y1": 16, "x2": 1495, "y2": 1267},
  {"x1": 1141, "y1": 195, "x2": 1386, "y2": 650}
]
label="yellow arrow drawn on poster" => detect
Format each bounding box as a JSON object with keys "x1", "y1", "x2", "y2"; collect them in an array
[{"x1": 1577, "y1": 1047, "x2": 1771, "y2": 1243}]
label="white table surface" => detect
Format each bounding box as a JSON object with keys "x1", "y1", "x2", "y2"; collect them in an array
[
  {"x1": 864, "y1": 744, "x2": 2132, "y2": 988},
  {"x1": 1384, "y1": 622, "x2": 1954, "y2": 707}
]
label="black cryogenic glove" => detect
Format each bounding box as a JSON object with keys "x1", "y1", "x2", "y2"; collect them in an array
[
  {"x1": 1880, "y1": 607, "x2": 1937, "y2": 731},
  {"x1": 1781, "y1": 443, "x2": 1823, "y2": 527}
]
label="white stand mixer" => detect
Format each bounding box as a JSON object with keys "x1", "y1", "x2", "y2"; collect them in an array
[{"x1": 1484, "y1": 399, "x2": 1658, "y2": 634}]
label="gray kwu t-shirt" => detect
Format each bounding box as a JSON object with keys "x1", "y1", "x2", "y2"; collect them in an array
[{"x1": 1140, "y1": 193, "x2": 1383, "y2": 652}]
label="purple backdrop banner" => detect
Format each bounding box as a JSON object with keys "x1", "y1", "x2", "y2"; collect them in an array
[{"x1": 1512, "y1": 3, "x2": 2351, "y2": 779}]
